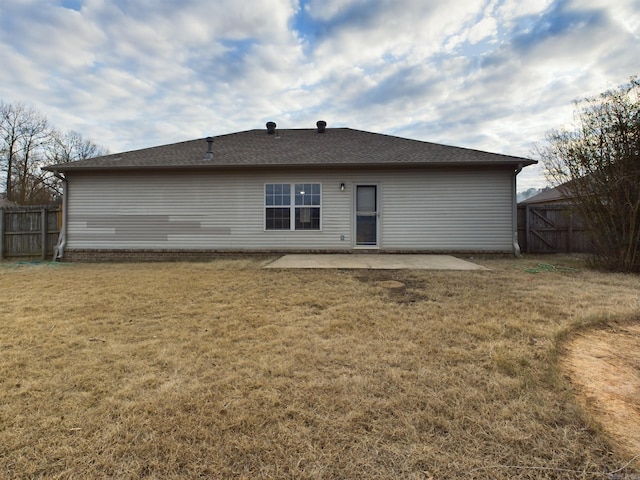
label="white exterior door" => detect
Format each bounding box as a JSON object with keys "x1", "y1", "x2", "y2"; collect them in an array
[{"x1": 355, "y1": 185, "x2": 378, "y2": 246}]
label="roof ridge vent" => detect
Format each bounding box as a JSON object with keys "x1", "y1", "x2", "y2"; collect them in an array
[
  {"x1": 266, "y1": 121, "x2": 277, "y2": 134},
  {"x1": 204, "y1": 136, "x2": 214, "y2": 160},
  {"x1": 316, "y1": 120, "x2": 327, "y2": 133}
]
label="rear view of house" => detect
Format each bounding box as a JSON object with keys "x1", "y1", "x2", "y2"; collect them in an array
[{"x1": 44, "y1": 122, "x2": 536, "y2": 261}]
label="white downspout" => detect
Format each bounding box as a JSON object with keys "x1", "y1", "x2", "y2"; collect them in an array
[
  {"x1": 53, "y1": 172, "x2": 67, "y2": 261},
  {"x1": 513, "y1": 163, "x2": 523, "y2": 257}
]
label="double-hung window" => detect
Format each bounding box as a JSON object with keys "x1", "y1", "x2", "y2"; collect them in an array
[{"x1": 265, "y1": 183, "x2": 321, "y2": 230}]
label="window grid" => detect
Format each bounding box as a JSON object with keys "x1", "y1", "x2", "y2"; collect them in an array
[{"x1": 265, "y1": 183, "x2": 321, "y2": 231}]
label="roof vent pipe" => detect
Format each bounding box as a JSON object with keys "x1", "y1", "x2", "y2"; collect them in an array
[
  {"x1": 316, "y1": 120, "x2": 327, "y2": 133},
  {"x1": 266, "y1": 121, "x2": 277, "y2": 134},
  {"x1": 204, "y1": 137, "x2": 214, "y2": 160}
]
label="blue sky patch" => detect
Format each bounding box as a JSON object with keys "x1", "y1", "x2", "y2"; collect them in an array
[
  {"x1": 220, "y1": 38, "x2": 257, "y2": 58},
  {"x1": 60, "y1": 0, "x2": 82, "y2": 11},
  {"x1": 292, "y1": 0, "x2": 322, "y2": 53},
  {"x1": 511, "y1": 0, "x2": 607, "y2": 51}
]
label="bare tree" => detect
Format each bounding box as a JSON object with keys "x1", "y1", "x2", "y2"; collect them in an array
[
  {"x1": 41, "y1": 129, "x2": 109, "y2": 199},
  {"x1": 540, "y1": 78, "x2": 640, "y2": 272},
  {"x1": 0, "y1": 101, "x2": 47, "y2": 201},
  {"x1": 0, "y1": 101, "x2": 53, "y2": 203},
  {"x1": 14, "y1": 113, "x2": 51, "y2": 204},
  {"x1": 48, "y1": 129, "x2": 108, "y2": 164},
  {"x1": 0, "y1": 100, "x2": 108, "y2": 204}
]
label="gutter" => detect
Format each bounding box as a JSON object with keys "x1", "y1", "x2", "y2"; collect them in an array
[
  {"x1": 53, "y1": 172, "x2": 67, "y2": 261},
  {"x1": 43, "y1": 160, "x2": 537, "y2": 174},
  {"x1": 513, "y1": 163, "x2": 523, "y2": 257}
]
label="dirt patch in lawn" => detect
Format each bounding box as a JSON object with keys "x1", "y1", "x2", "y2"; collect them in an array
[{"x1": 562, "y1": 322, "x2": 640, "y2": 466}]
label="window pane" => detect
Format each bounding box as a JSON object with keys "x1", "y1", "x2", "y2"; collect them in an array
[
  {"x1": 294, "y1": 183, "x2": 320, "y2": 206},
  {"x1": 356, "y1": 215, "x2": 377, "y2": 244},
  {"x1": 295, "y1": 207, "x2": 320, "y2": 230},
  {"x1": 267, "y1": 185, "x2": 291, "y2": 207},
  {"x1": 266, "y1": 208, "x2": 291, "y2": 230},
  {"x1": 357, "y1": 186, "x2": 376, "y2": 212}
]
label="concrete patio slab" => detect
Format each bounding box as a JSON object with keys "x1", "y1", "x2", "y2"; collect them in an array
[{"x1": 264, "y1": 254, "x2": 489, "y2": 270}]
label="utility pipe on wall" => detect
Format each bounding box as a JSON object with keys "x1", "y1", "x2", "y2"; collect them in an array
[
  {"x1": 513, "y1": 163, "x2": 523, "y2": 257},
  {"x1": 53, "y1": 172, "x2": 67, "y2": 261}
]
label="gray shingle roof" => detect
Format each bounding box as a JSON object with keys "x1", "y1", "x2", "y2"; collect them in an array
[
  {"x1": 44, "y1": 127, "x2": 536, "y2": 172},
  {"x1": 519, "y1": 182, "x2": 575, "y2": 205}
]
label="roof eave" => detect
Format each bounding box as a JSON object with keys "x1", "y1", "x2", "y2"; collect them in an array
[{"x1": 43, "y1": 159, "x2": 537, "y2": 173}]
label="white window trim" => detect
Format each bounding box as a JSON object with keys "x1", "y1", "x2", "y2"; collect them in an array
[{"x1": 264, "y1": 182, "x2": 322, "y2": 231}]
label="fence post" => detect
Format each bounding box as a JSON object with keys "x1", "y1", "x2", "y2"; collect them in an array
[
  {"x1": 41, "y1": 207, "x2": 48, "y2": 260},
  {"x1": 568, "y1": 214, "x2": 573, "y2": 255},
  {"x1": 0, "y1": 208, "x2": 4, "y2": 261},
  {"x1": 525, "y1": 204, "x2": 531, "y2": 254}
]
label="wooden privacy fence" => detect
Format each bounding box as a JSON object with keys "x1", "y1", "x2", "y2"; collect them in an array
[
  {"x1": 0, "y1": 206, "x2": 61, "y2": 260},
  {"x1": 517, "y1": 204, "x2": 592, "y2": 254}
]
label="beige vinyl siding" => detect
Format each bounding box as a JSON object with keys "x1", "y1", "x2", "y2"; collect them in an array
[
  {"x1": 67, "y1": 170, "x2": 354, "y2": 251},
  {"x1": 380, "y1": 168, "x2": 514, "y2": 251},
  {"x1": 66, "y1": 167, "x2": 515, "y2": 252}
]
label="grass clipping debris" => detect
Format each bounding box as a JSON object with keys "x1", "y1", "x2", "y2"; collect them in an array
[{"x1": 1, "y1": 255, "x2": 639, "y2": 479}]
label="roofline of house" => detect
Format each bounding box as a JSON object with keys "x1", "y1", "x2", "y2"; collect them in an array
[
  {"x1": 44, "y1": 160, "x2": 535, "y2": 173},
  {"x1": 42, "y1": 127, "x2": 537, "y2": 172}
]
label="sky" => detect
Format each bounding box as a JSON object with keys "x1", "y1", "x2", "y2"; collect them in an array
[{"x1": 1, "y1": 0, "x2": 639, "y2": 190}]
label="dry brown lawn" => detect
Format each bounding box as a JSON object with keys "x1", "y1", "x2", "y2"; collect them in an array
[{"x1": 1, "y1": 254, "x2": 639, "y2": 479}]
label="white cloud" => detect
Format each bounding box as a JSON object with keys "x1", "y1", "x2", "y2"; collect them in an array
[
  {"x1": 467, "y1": 16, "x2": 498, "y2": 44},
  {"x1": 307, "y1": 0, "x2": 486, "y2": 65},
  {"x1": 0, "y1": 0, "x2": 638, "y2": 189},
  {"x1": 497, "y1": 0, "x2": 554, "y2": 23}
]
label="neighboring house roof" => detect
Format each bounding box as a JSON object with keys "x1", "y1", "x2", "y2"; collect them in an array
[
  {"x1": 519, "y1": 183, "x2": 575, "y2": 205},
  {"x1": 44, "y1": 127, "x2": 536, "y2": 172}
]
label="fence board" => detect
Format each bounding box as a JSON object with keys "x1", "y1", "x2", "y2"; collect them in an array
[
  {"x1": 0, "y1": 206, "x2": 61, "y2": 259},
  {"x1": 517, "y1": 204, "x2": 592, "y2": 253}
]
